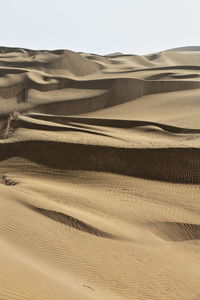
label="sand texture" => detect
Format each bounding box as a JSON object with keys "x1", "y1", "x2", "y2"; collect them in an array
[{"x1": 0, "y1": 46, "x2": 200, "y2": 300}]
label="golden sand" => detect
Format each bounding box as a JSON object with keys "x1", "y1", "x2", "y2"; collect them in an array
[{"x1": 0, "y1": 46, "x2": 200, "y2": 300}]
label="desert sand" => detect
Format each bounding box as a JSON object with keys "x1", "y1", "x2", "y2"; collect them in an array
[{"x1": 0, "y1": 46, "x2": 199, "y2": 300}]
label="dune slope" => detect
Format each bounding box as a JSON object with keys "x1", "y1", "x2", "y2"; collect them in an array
[{"x1": 0, "y1": 46, "x2": 200, "y2": 300}]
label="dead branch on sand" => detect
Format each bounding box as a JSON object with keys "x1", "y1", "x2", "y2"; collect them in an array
[{"x1": 0, "y1": 111, "x2": 21, "y2": 139}]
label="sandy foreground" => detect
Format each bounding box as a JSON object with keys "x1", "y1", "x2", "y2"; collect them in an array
[{"x1": 0, "y1": 46, "x2": 200, "y2": 300}]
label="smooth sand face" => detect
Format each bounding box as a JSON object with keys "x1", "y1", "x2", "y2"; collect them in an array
[{"x1": 0, "y1": 46, "x2": 200, "y2": 300}]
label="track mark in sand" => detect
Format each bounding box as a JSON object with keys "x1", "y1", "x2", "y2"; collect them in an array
[
  {"x1": 149, "y1": 222, "x2": 200, "y2": 241},
  {"x1": 83, "y1": 285, "x2": 95, "y2": 291},
  {"x1": 0, "y1": 175, "x2": 17, "y2": 186},
  {"x1": 27, "y1": 204, "x2": 115, "y2": 239}
]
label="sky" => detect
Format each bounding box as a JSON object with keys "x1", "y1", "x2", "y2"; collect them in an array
[{"x1": 1, "y1": 0, "x2": 200, "y2": 55}]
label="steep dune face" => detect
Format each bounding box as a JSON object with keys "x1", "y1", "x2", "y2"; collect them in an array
[{"x1": 0, "y1": 47, "x2": 200, "y2": 300}]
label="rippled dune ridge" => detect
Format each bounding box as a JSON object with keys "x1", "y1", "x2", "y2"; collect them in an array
[{"x1": 0, "y1": 46, "x2": 200, "y2": 300}]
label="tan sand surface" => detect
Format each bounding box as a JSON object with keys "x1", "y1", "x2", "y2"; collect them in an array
[{"x1": 0, "y1": 46, "x2": 200, "y2": 300}]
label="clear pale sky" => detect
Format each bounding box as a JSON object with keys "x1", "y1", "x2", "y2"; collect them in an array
[{"x1": 1, "y1": 0, "x2": 199, "y2": 55}]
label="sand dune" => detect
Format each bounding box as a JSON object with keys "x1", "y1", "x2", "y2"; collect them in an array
[{"x1": 0, "y1": 46, "x2": 200, "y2": 300}]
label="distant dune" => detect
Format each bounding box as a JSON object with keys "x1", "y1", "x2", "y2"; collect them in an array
[{"x1": 0, "y1": 46, "x2": 200, "y2": 300}]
